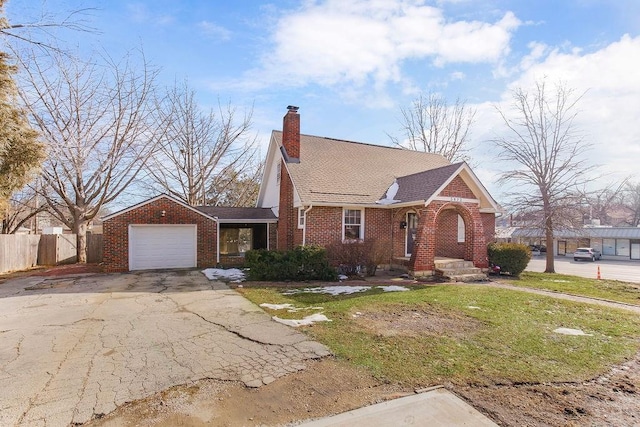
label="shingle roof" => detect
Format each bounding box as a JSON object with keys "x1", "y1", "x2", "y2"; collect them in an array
[
  {"x1": 274, "y1": 131, "x2": 451, "y2": 205},
  {"x1": 393, "y1": 162, "x2": 464, "y2": 203},
  {"x1": 195, "y1": 206, "x2": 277, "y2": 221}
]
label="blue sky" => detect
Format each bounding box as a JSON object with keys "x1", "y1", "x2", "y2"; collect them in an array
[{"x1": 6, "y1": 0, "x2": 640, "y2": 202}]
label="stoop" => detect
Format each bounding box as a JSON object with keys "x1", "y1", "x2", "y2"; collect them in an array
[{"x1": 434, "y1": 258, "x2": 488, "y2": 283}]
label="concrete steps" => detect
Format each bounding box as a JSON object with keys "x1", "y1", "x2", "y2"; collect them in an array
[{"x1": 434, "y1": 258, "x2": 487, "y2": 283}]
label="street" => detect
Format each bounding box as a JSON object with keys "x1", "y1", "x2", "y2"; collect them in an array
[{"x1": 526, "y1": 256, "x2": 640, "y2": 284}]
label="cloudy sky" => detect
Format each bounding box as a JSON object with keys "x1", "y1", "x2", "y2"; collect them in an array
[{"x1": 5, "y1": 0, "x2": 640, "y2": 201}]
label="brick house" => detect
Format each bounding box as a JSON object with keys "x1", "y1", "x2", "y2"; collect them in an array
[
  {"x1": 256, "y1": 106, "x2": 500, "y2": 275},
  {"x1": 103, "y1": 106, "x2": 499, "y2": 274}
]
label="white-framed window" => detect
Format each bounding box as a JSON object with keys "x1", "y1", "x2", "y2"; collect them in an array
[
  {"x1": 276, "y1": 162, "x2": 281, "y2": 185},
  {"x1": 457, "y1": 215, "x2": 465, "y2": 243},
  {"x1": 298, "y1": 207, "x2": 305, "y2": 229},
  {"x1": 343, "y1": 208, "x2": 364, "y2": 240}
]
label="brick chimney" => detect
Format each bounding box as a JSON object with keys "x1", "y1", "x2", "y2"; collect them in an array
[{"x1": 282, "y1": 105, "x2": 300, "y2": 160}]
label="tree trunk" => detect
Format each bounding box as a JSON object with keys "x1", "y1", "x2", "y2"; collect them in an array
[
  {"x1": 544, "y1": 215, "x2": 555, "y2": 273},
  {"x1": 74, "y1": 221, "x2": 88, "y2": 263}
]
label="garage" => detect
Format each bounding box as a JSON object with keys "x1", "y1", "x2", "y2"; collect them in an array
[{"x1": 129, "y1": 225, "x2": 197, "y2": 270}]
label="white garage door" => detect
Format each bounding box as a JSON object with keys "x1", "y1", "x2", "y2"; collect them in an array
[{"x1": 129, "y1": 225, "x2": 197, "y2": 271}]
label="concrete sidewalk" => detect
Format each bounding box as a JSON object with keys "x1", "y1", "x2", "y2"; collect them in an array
[{"x1": 298, "y1": 387, "x2": 497, "y2": 427}]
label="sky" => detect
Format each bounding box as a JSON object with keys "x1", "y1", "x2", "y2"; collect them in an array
[{"x1": 5, "y1": 0, "x2": 640, "y2": 205}]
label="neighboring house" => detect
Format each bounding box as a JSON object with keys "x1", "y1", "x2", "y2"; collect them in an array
[
  {"x1": 102, "y1": 106, "x2": 500, "y2": 274},
  {"x1": 257, "y1": 106, "x2": 500, "y2": 275}
]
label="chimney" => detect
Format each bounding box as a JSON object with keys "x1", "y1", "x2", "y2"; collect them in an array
[{"x1": 282, "y1": 105, "x2": 300, "y2": 160}]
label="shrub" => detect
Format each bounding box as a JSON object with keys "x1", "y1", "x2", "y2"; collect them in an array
[
  {"x1": 487, "y1": 242, "x2": 531, "y2": 277},
  {"x1": 326, "y1": 238, "x2": 392, "y2": 277},
  {"x1": 244, "y1": 246, "x2": 337, "y2": 281}
]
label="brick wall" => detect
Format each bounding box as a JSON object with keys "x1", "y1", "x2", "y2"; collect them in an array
[
  {"x1": 103, "y1": 197, "x2": 217, "y2": 272},
  {"x1": 277, "y1": 160, "x2": 296, "y2": 251},
  {"x1": 304, "y1": 206, "x2": 343, "y2": 246},
  {"x1": 439, "y1": 175, "x2": 476, "y2": 199}
]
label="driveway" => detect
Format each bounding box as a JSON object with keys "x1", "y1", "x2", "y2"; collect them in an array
[
  {"x1": 526, "y1": 256, "x2": 640, "y2": 283},
  {"x1": 0, "y1": 270, "x2": 330, "y2": 426}
]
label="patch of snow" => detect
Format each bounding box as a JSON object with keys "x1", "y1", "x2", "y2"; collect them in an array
[
  {"x1": 553, "y1": 328, "x2": 593, "y2": 336},
  {"x1": 272, "y1": 313, "x2": 332, "y2": 327},
  {"x1": 282, "y1": 286, "x2": 372, "y2": 296},
  {"x1": 260, "y1": 303, "x2": 295, "y2": 310},
  {"x1": 352, "y1": 311, "x2": 363, "y2": 318},
  {"x1": 202, "y1": 268, "x2": 246, "y2": 282},
  {"x1": 466, "y1": 306, "x2": 481, "y2": 310},
  {"x1": 338, "y1": 274, "x2": 349, "y2": 281},
  {"x1": 376, "y1": 180, "x2": 400, "y2": 205},
  {"x1": 543, "y1": 279, "x2": 572, "y2": 283},
  {"x1": 378, "y1": 285, "x2": 409, "y2": 292}
]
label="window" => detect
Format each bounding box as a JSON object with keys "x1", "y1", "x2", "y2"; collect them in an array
[
  {"x1": 220, "y1": 228, "x2": 253, "y2": 256},
  {"x1": 298, "y1": 207, "x2": 305, "y2": 229},
  {"x1": 343, "y1": 209, "x2": 363, "y2": 240},
  {"x1": 457, "y1": 215, "x2": 465, "y2": 243},
  {"x1": 276, "y1": 162, "x2": 281, "y2": 184}
]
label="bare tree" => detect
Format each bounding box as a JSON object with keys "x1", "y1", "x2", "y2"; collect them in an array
[
  {"x1": 207, "y1": 161, "x2": 264, "y2": 207},
  {"x1": 578, "y1": 179, "x2": 629, "y2": 226},
  {"x1": 620, "y1": 180, "x2": 640, "y2": 227},
  {"x1": 492, "y1": 80, "x2": 594, "y2": 273},
  {"x1": 1, "y1": 184, "x2": 47, "y2": 234},
  {"x1": 17, "y1": 49, "x2": 164, "y2": 262},
  {"x1": 389, "y1": 92, "x2": 476, "y2": 162},
  {"x1": 144, "y1": 80, "x2": 258, "y2": 206}
]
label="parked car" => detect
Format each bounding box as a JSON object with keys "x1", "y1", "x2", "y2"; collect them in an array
[{"x1": 573, "y1": 247, "x2": 602, "y2": 262}]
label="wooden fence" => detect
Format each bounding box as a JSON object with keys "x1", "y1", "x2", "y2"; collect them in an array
[
  {"x1": 0, "y1": 234, "x2": 40, "y2": 273},
  {"x1": 0, "y1": 233, "x2": 103, "y2": 274}
]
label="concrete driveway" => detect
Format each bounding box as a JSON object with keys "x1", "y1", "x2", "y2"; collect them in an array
[{"x1": 0, "y1": 270, "x2": 330, "y2": 426}]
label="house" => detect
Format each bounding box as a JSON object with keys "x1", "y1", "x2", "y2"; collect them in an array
[
  {"x1": 102, "y1": 106, "x2": 500, "y2": 274},
  {"x1": 256, "y1": 106, "x2": 499, "y2": 275}
]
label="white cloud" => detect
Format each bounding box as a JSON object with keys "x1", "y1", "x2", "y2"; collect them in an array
[{"x1": 251, "y1": 0, "x2": 520, "y2": 91}]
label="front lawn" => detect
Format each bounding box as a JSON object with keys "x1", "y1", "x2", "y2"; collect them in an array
[
  {"x1": 239, "y1": 284, "x2": 640, "y2": 388},
  {"x1": 504, "y1": 272, "x2": 640, "y2": 306}
]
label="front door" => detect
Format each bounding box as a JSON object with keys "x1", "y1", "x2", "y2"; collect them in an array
[{"x1": 406, "y1": 212, "x2": 418, "y2": 256}]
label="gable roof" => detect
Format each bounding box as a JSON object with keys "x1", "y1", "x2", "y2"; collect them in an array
[
  {"x1": 195, "y1": 206, "x2": 277, "y2": 222},
  {"x1": 102, "y1": 194, "x2": 218, "y2": 221},
  {"x1": 274, "y1": 131, "x2": 451, "y2": 205},
  {"x1": 392, "y1": 162, "x2": 464, "y2": 203}
]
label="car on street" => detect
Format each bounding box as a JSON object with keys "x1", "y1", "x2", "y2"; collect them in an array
[{"x1": 574, "y1": 247, "x2": 602, "y2": 262}]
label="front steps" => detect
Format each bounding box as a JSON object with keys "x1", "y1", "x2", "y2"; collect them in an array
[{"x1": 434, "y1": 258, "x2": 487, "y2": 282}]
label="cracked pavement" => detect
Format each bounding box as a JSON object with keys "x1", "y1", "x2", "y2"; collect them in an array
[{"x1": 0, "y1": 270, "x2": 330, "y2": 426}]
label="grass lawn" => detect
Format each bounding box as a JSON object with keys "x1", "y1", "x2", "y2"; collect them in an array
[
  {"x1": 239, "y1": 284, "x2": 640, "y2": 388},
  {"x1": 502, "y1": 272, "x2": 640, "y2": 306}
]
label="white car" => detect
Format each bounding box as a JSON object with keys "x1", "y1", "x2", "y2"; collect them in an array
[{"x1": 573, "y1": 247, "x2": 602, "y2": 262}]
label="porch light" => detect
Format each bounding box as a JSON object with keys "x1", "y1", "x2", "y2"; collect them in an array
[
  {"x1": 400, "y1": 221, "x2": 407, "y2": 229},
  {"x1": 161, "y1": 210, "x2": 166, "y2": 217}
]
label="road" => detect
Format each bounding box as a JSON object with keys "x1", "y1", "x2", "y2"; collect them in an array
[{"x1": 526, "y1": 256, "x2": 640, "y2": 284}]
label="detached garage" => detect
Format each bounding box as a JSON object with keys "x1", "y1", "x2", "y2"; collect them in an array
[
  {"x1": 102, "y1": 195, "x2": 278, "y2": 272},
  {"x1": 103, "y1": 195, "x2": 218, "y2": 272}
]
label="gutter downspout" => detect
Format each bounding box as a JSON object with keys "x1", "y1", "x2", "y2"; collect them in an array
[
  {"x1": 302, "y1": 205, "x2": 313, "y2": 246},
  {"x1": 214, "y1": 216, "x2": 220, "y2": 265}
]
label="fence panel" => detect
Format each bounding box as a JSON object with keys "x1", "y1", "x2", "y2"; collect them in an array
[
  {"x1": 38, "y1": 234, "x2": 77, "y2": 265},
  {"x1": 0, "y1": 234, "x2": 41, "y2": 274},
  {"x1": 87, "y1": 234, "x2": 103, "y2": 263}
]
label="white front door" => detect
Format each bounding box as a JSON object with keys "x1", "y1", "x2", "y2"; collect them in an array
[{"x1": 129, "y1": 225, "x2": 197, "y2": 270}]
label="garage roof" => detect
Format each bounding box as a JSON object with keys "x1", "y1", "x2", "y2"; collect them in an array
[
  {"x1": 195, "y1": 206, "x2": 277, "y2": 222},
  {"x1": 102, "y1": 195, "x2": 217, "y2": 221}
]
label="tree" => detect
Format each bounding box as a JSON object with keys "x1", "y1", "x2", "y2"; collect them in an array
[
  {"x1": 620, "y1": 180, "x2": 640, "y2": 227},
  {"x1": 389, "y1": 92, "x2": 476, "y2": 162},
  {"x1": 0, "y1": 2, "x2": 45, "y2": 213},
  {"x1": 492, "y1": 80, "x2": 594, "y2": 273},
  {"x1": 207, "y1": 161, "x2": 263, "y2": 207},
  {"x1": 17, "y1": 49, "x2": 164, "y2": 262},
  {"x1": 1, "y1": 184, "x2": 46, "y2": 234},
  {"x1": 144, "y1": 80, "x2": 258, "y2": 206},
  {"x1": 578, "y1": 179, "x2": 628, "y2": 226}
]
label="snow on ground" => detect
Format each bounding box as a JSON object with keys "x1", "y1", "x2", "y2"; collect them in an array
[
  {"x1": 202, "y1": 268, "x2": 246, "y2": 282},
  {"x1": 553, "y1": 328, "x2": 593, "y2": 336},
  {"x1": 282, "y1": 285, "x2": 410, "y2": 296},
  {"x1": 272, "y1": 313, "x2": 332, "y2": 327},
  {"x1": 259, "y1": 303, "x2": 324, "y2": 312}
]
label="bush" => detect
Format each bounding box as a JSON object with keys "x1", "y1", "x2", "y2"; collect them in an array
[
  {"x1": 326, "y1": 238, "x2": 391, "y2": 277},
  {"x1": 244, "y1": 246, "x2": 338, "y2": 281},
  {"x1": 487, "y1": 242, "x2": 531, "y2": 277}
]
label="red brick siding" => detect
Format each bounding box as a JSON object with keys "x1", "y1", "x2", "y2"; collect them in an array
[
  {"x1": 268, "y1": 223, "x2": 278, "y2": 250},
  {"x1": 364, "y1": 208, "x2": 392, "y2": 243},
  {"x1": 282, "y1": 110, "x2": 300, "y2": 159},
  {"x1": 390, "y1": 207, "x2": 421, "y2": 259},
  {"x1": 481, "y1": 213, "x2": 496, "y2": 245},
  {"x1": 439, "y1": 176, "x2": 476, "y2": 199},
  {"x1": 277, "y1": 160, "x2": 296, "y2": 251},
  {"x1": 103, "y1": 197, "x2": 217, "y2": 272},
  {"x1": 304, "y1": 207, "x2": 343, "y2": 246},
  {"x1": 435, "y1": 209, "x2": 465, "y2": 258}
]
